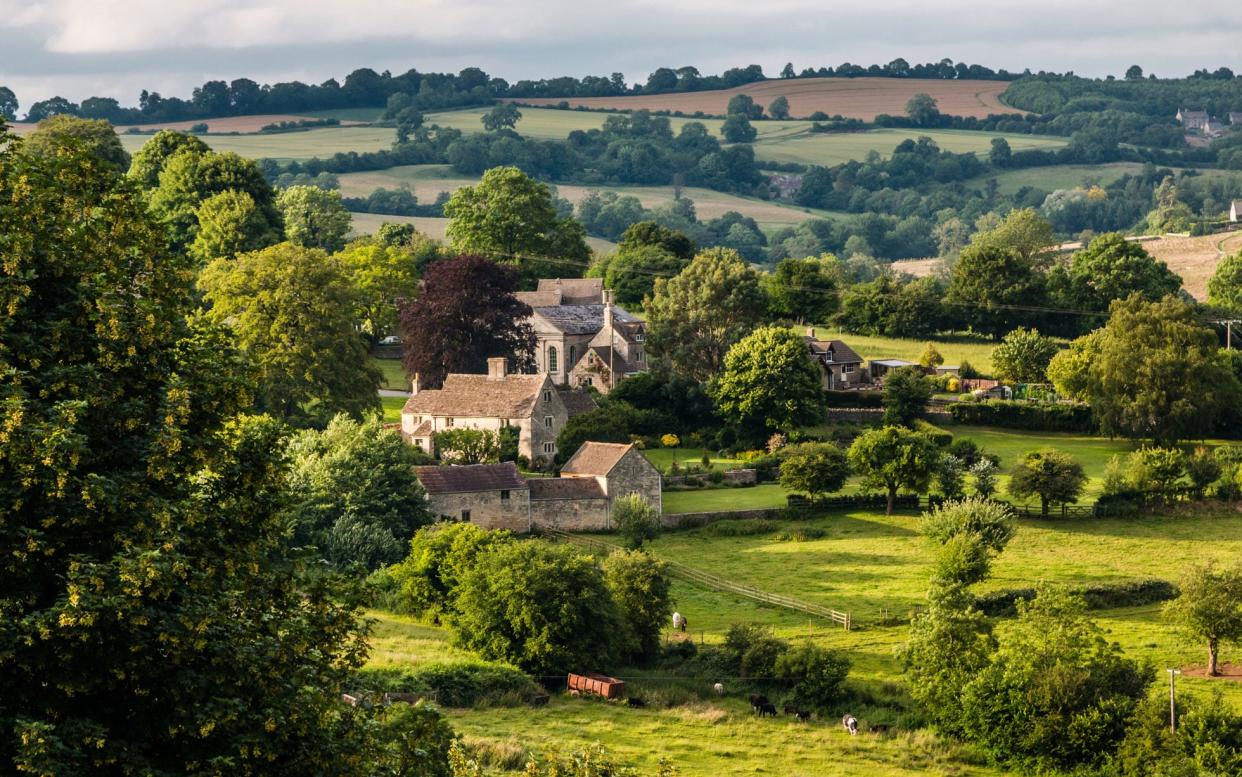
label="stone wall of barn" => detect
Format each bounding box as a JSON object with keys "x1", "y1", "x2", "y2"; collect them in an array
[
  {"x1": 530, "y1": 497, "x2": 610, "y2": 531},
  {"x1": 425, "y1": 489, "x2": 531, "y2": 532},
  {"x1": 605, "y1": 448, "x2": 663, "y2": 514}
]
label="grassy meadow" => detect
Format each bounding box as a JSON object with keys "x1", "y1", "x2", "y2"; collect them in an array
[
  {"x1": 118, "y1": 125, "x2": 397, "y2": 160},
  {"x1": 810, "y1": 326, "x2": 1003, "y2": 374},
  {"x1": 752, "y1": 128, "x2": 1066, "y2": 167},
  {"x1": 367, "y1": 506, "x2": 1242, "y2": 774}
]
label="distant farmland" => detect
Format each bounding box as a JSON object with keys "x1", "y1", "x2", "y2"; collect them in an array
[{"x1": 510, "y1": 77, "x2": 1016, "y2": 120}]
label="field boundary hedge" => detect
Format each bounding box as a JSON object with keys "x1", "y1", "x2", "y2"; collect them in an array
[
  {"x1": 948, "y1": 400, "x2": 1095, "y2": 432},
  {"x1": 974, "y1": 578, "x2": 1177, "y2": 617}
]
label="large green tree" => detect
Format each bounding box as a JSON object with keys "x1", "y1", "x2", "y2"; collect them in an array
[
  {"x1": 127, "y1": 129, "x2": 209, "y2": 188},
  {"x1": 990, "y1": 326, "x2": 1060, "y2": 384},
  {"x1": 149, "y1": 148, "x2": 282, "y2": 251},
  {"x1": 712, "y1": 325, "x2": 824, "y2": 439},
  {"x1": 481, "y1": 103, "x2": 522, "y2": 132},
  {"x1": 848, "y1": 426, "x2": 939, "y2": 514},
  {"x1": 286, "y1": 415, "x2": 433, "y2": 570},
  {"x1": 600, "y1": 244, "x2": 689, "y2": 306},
  {"x1": 399, "y1": 254, "x2": 536, "y2": 389},
  {"x1": 764, "y1": 255, "x2": 839, "y2": 323},
  {"x1": 645, "y1": 248, "x2": 767, "y2": 380},
  {"x1": 1208, "y1": 251, "x2": 1242, "y2": 313},
  {"x1": 0, "y1": 85, "x2": 17, "y2": 120},
  {"x1": 1051, "y1": 232, "x2": 1182, "y2": 325},
  {"x1": 882, "y1": 365, "x2": 932, "y2": 426},
  {"x1": 778, "y1": 442, "x2": 851, "y2": 503},
  {"x1": 452, "y1": 542, "x2": 622, "y2": 675},
  {"x1": 444, "y1": 166, "x2": 589, "y2": 283},
  {"x1": 967, "y1": 208, "x2": 1057, "y2": 266},
  {"x1": 336, "y1": 237, "x2": 422, "y2": 341},
  {"x1": 22, "y1": 114, "x2": 130, "y2": 172},
  {"x1": 1008, "y1": 449, "x2": 1087, "y2": 516},
  {"x1": 189, "y1": 189, "x2": 282, "y2": 263},
  {"x1": 277, "y1": 184, "x2": 353, "y2": 253},
  {"x1": 1163, "y1": 563, "x2": 1242, "y2": 676},
  {"x1": 602, "y1": 550, "x2": 673, "y2": 662},
  {"x1": 1081, "y1": 295, "x2": 1237, "y2": 444},
  {"x1": 0, "y1": 127, "x2": 378, "y2": 773},
  {"x1": 947, "y1": 243, "x2": 1046, "y2": 338},
  {"x1": 199, "y1": 242, "x2": 380, "y2": 424}
]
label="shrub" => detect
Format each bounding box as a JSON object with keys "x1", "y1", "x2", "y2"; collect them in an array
[
  {"x1": 774, "y1": 644, "x2": 851, "y2": 709},
  {"x1": 388, "y1": 523, "x2": 514, "y2": 617},
  {"x1": 356, "y1": 659, "x2": 539, "y2": 708},
  {"x1": 974, "y1": 579, "x2": 1177, "y2": 617},
  {"x1": 660, "y1": 433, "x2": 680, "y2": 448},
  {"x1": 612, "y1": 493, "x2": 660, "y2": 549},
  {"x1": 721, "y1": 624, "x2": 788, "y2": 682},
  {"x1": 602, "y1": 550, "x2": 673, "y2": 663},
  {"x1": 914, "y1": 419, "x2": 952, "y2": 447},
  {"x1": 948, "y1": 400, "x2": 1094, "y2": 432}
]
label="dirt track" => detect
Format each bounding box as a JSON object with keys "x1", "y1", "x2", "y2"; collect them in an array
[{"x1": 511, "y1": 77, "x2": 1014, "y2": 120}]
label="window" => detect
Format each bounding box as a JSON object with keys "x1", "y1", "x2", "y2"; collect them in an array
[
  {"x1": 446, "y1": 417, "x2": 454, "y2": 427},
  {"x1": 500, "y1": 489, "x2": 510, "y2": 501},
  {"x1": 544, "y1": 415, "x2": 553, "y2": 428},
  {"x1": 548, "y1": 346, "x2": 558, "y2": 373},
  {"x1": 825, "y1": 351, "x2": 834, "y2": 362},
  {"x1": 461, "y1": 510, "x2": 471, "y2": 522},
  {"x1": 543, "y1": 390, "x2": 552, "y2": 403},
  {"x1": 635, "y1": 348, "x2": 644, "y2": 364},
  {"x1": 569, "y1": 345, "x2": 577, "y2": 365},
  {"x1": 543, "y1": 442, "x2": 555, "y2": 454},
  {"x1": 583, "y1": 376, "x2": 593, "y2": 386},
  {"x1": 843, "y1": 363, "x2": 854, "y2": 373}
]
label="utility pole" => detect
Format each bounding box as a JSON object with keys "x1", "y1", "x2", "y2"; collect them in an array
[
  {"x1": 1167, "y1": 668, "x2": 1181, "y2": 733},
  {"x1": 1211, "y1": 318, "x2": 1240, "y2": 349}
]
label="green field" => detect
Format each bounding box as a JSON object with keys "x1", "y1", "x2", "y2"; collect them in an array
[
  {"x1": 119, "y1": 126, "x2": 396, "y2": 161},
  {"x1": 337, "y1": 164, "x2": 846, "y2": 230},
  {"x1": 961, "y1": 163, "x2": 1148, "y2": 195},
  {"x1": 380, "y1": 395, "x2": 405, "y2": 423},
  {"x1": 367, "y1": 506, "x2": 1242, "y2": 775},
  {"x1": 811, "y1": 326, "x2": 1005, "y2": 374},
  {"x1": 370, "y1": 356, "x2": 407, "y2": 390},
  {"x1": 348, "y1": 211, "x2": 617, "y2": 254},
  {"x1": 752, "y1": 128, "x2": 1067, "y2": 167},
  {"x1": 657, "y1": 426, "x2": 1146, "y2": 515},
  {"x1": 300, "y1": 106, "x2": 386, "y2": 122}
]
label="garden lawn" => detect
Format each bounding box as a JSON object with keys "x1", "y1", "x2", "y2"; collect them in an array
[
  {"x1": 661, "y1": 484, "x2": 788, "y2": 514},
  {"x1": 380, "y1": 395, "x2": 405, "y2": 423},
  {"x1": 370, "y1": 356, "x2": 407, "y2": 390},
  {"x1": 810, "y1": 326, "x2": 1002, "y2": 374},
  {"x1": 642, "y1": 447, "x2": 742, "y2": 473}
]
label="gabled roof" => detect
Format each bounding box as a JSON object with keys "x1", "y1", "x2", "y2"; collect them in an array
[
  {"x1": 556, "y1": 386, "x2": 599, "y2": 416},
  {"x1": 403, "y1": 373, "x2": 549, "y2": 418},
  {"x1": 528, "y1": 477, "x2": 606, "y2": 500},
  {"x1": 561, "y1": 441, "x2": 635, "y2": 476},
  {"x1": 532, "y1": 304, "x2": 640, "y2": 336},
  {"x1": 807, "y1": 338, "x2": 863, "y2": 364},
  {"x1": 514, "y1": 279, "x2": 605, "y2": 308},
  {"x1": 415, "y1": 462, "x2": 527, "y2": 494},
  {"x1": 573, "y1": 346, "x2": 634, "y2": 377}
]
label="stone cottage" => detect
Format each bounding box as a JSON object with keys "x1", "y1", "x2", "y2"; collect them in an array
[
  {"x1": 803, "y1": 328, "x2": 865, "y2": 390},
  {"x1": 401, "y1": 357, "x2": 568, "y2": 464},
  {"x1": 516, "y1": 281, "x2": 647, "y2": 394},
  {"x1": 414, "y1": 441, "x2": 662, "y2": 532}
]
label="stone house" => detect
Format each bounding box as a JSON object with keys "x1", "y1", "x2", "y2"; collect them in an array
[
  {"x1": 516, "y1": 281, "x2": 647, "y2": 394},
  {"x1": 803, "y1": 328, "x2": 865, "y2": 390},
  {"x1": 401, "y1": 357, "x2": 568, "y2": 464},
  {"x1": 1177, "y1": 108, "x2": 1211, "y2": 132},
  {"x1": 415, "y1": 441, "x2": 662, "y2": 532}
]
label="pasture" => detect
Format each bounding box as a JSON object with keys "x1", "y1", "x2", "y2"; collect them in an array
[
  {"x1": 1142, "y1": 230, "x2": 1242, "y2": 301},
  {"x1": 752, "y1": 128, "x2": 1066, "y2": 167},
  {"x1": 810, "y1": 326, "x2": 1001, "y2": 373},
  {"x1": 425, "y1": 105, "x2": 814, "y2": 141},
  {"x1": 348, "y1": 210, "x2": 618, "y2": 253},
  {"x1": 370, "y1": 357, "x2": 407, "y2": 391},
  {"x1": 961, "y1": 162, "x2": 1148, "y2": 195},
  {"x1": 336, "y1": 163, "x2": 843, "y2": 229},
  {"x1": 366, "y1": 505, "x2": 1242, "y2": 774},
  {"x1": 119, "y1": 125, "x2": 397, "y2": 161},
  {"x1": 508, "y1": 77, "x2": 1017, "y2": 121}
]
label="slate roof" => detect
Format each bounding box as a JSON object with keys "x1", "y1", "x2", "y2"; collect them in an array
[
  {"x1": 403, "y1": 373, "x2": 547, "y2": 418},
  {"x1": 532, "y1": 305, "x2": 640, "y2": 336},
  {"x1": 528, "y1": 477, "x2": 606, "y2": 500},
  {"x1": 415, "y1": 462, "x2": 527, "y2": 494},
  {"x1": 561, "y1": 442, "x2": 634, "y2": 476},
  {"x1": 807, "y1": 338, "x2": 863, "y2": 364},
  {"x1": 537, "y1": 278, "x2": 604, "y2": 304},
  {"x1": 557, "y1": 387, "x2": 599, "y2": 416}
]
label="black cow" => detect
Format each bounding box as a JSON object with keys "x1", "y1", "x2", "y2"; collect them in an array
[
  {"x1": 757, "y1": 702, "x2": 777, "y2": 718},
  {"x1": 794, "y1": 709, "x2": 812, "y2": 723},
  {"x1": 627, "y1": 697, "x2": 646, "y2": 708}
]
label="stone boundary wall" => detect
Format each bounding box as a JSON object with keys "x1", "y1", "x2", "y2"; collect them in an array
[{"x1": 662, "y1": 469, "x2": 757, "y2": 487}]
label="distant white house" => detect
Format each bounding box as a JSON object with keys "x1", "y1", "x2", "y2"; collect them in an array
[{"x1": 1231, "y1": 200, "x2": 1242, "y2": 223}]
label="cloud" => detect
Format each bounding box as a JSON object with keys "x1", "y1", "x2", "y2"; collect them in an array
[{"x1": 0, "y1": 0, "x2": 1239, "y2": 107}]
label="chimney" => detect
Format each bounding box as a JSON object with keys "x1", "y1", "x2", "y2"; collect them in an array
[
  {"x1": 554, "y1": 278, "x2": 563, "y2": 305},
  {"x1": 487, "y1": 357, "x2": 507, "y2": 381},
  {"x1": 806, "y1": 326, "x2": 815, "y2": 338},
  {"x1": 603, "y1": 290, "x2": 614, "y2": 332},
  {"x1": 411, "y1": 373, "x2": 420, "y2": 395}
]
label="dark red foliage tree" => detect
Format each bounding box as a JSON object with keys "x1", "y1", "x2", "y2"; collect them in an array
[{"x1": 400, "y1": 254, "x2": 536, "y2": 388}]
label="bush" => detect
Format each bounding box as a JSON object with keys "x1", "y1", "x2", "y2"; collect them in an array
[
  {"x1": 948, "y1": 400, "x2": 1094, "y2": 432},
  {"x1": 974, "y1": 579, "x2": 1177, "y2": 617},
  {"x1": 612, "y1": 493, "x2": 661, "y2": 549},
  {"x1": 356, "y1": 659, "x2": 540, "y2": 708},
  {"x1": 914, "y1": 419, "x2": 952, "y2": 447},
  {"x1": 825, "y1": 390, "x2": 883, "y2": 408},
  {"x1": 388, "y1": 523, "x2": 514, "y2": 617},
  {"x1": 774, "y1": 644, "x2": 851, "y2": 709},
  {"x1": 721, "y1": 624, "x2": 788, "y2": 683}
]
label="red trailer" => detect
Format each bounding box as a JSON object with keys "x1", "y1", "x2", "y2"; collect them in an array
[{"x1": 567, "y1": 672, "x2": 626, "y2": 699}]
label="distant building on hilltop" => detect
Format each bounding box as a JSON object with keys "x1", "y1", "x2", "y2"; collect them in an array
[{"x1": 1177, "y1": 108, "x2": 1211, "y2": 131}]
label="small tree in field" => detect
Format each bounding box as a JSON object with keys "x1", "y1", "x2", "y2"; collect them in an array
[
  {"x1": 848, "y1": 426, "x2": 939, "y2": 515},
  {"x1": 1164, "y1": 563, "x2": 1242, "y2": 676},
  {"x1": 991, "y1": 326, "x2": 1060, "y2": 384},
  {"x1": 778, "y1": 443, "x2": 851, "y2": 504},
  {"x1": 612, "y1": 493, "x2": 660, "y2": 549},
  {"x1": 970, "y1": 458, "x2": 998, "y2": 498},
  {"x1": 1008, "y1": 449, "x2": 1087, "y2": 516},
  {"x1": 919, "y1": 342, "x2": 945, "y2": 368},
  {"x1": 882, "y1": 366, "x2": 932, "y2": 426}
]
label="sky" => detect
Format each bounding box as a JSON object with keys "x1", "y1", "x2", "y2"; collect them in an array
[{"x1": 2, "y1": 0, "x2": 1240, "y2": 111}]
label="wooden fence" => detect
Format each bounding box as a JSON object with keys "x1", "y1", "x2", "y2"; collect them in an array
[{"x1": 542, "y1": 528, "x2": 853, "y2": 630}]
